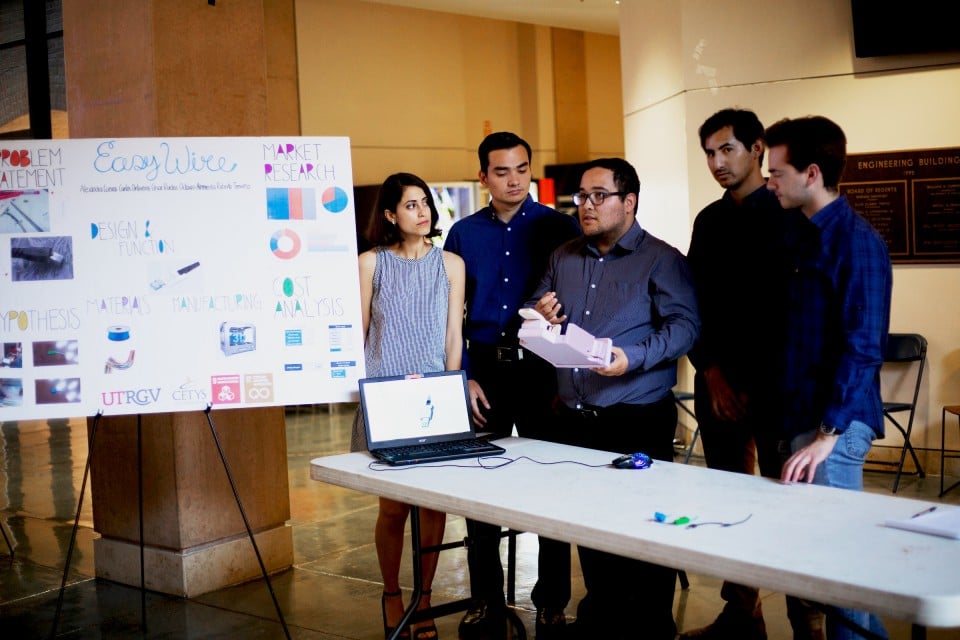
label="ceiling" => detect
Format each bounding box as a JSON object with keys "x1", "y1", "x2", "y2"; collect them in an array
[{"x1": 367, "y1": 0, "x2": 621, "y2": 35}]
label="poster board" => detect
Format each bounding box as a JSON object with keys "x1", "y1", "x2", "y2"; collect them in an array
[{"x1": 0, "y1": 137, "x2": 366, "y2": 420}]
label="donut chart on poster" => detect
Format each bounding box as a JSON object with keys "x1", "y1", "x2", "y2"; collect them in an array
[
  {"x1": 270, "y1": 228, "x2": 301, "y2": 259},
  {"x1": 0, "y1": 136, "x2": 366, "y2": 420}
]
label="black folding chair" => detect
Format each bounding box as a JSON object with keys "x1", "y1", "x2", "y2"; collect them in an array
[
  {"x1": 674, "y1": 391, "x2": 699, "y2": 464},
  {"x1": 867, "y1": 333, "x2": 927, "y2": 493},
  {"x1": 0, "y1": 518, "x2": 12, "y2": 556}
]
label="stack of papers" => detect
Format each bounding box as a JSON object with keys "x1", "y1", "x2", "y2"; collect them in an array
[{"x1": 884, "y1": 506, "x2": 960, "y2": 539}]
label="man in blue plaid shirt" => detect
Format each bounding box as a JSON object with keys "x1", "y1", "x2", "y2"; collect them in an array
[{"x1": 765, "y1": 115, "x2": 892, "y2": 640}]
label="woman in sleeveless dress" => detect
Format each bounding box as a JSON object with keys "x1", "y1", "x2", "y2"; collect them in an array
[{"x1": 353, "y1": 173, "x2": 464, "y2": 640}]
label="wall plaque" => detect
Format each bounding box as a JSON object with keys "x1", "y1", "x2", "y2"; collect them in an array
[{"x1": 839, "y1": 147, "x2": 960, "y2": 264}]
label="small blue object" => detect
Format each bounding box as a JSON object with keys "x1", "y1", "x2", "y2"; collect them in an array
[{"x1": 654, "y1": 512, "x2": 667, "y2": 523}]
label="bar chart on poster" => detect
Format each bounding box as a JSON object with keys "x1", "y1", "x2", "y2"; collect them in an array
[{"x1": 0, "y1": 137, "x2": 366, "y2": 420}]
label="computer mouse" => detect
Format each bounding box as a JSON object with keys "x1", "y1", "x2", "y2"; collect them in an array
[{"x1": 611, "y1": 452, "x2": 652, "y2": 469}]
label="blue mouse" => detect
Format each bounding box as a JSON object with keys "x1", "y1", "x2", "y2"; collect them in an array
[{"x1": 611, "y1": 452, "x2": 652, "y2": 469}]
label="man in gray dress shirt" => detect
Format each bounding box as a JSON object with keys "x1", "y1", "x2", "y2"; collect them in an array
[{"x1": 531, "y1": 157, "x2": 700, "y2": 640}]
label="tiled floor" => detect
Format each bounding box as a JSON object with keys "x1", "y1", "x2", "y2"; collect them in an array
[{"x1": 1, "y1": 406, "x2": 959, "y2": 639}]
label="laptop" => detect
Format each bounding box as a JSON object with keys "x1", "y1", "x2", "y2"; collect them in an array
[{"x1": 360, "y1": 370, "x2": 506, "y2": 465}]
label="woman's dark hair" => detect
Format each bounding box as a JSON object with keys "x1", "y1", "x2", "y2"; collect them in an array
[{"x1": 365, "y1": 172, "x2": 441, "y2": 246}]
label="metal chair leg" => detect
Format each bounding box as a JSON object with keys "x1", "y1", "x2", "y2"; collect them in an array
[{"x1": 0, "y1": 518, "x2": 12, "y2": 557}]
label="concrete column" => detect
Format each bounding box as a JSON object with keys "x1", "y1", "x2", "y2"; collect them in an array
[{"x1": 62, "y1": 0, "x2": 298, "y2": 596}]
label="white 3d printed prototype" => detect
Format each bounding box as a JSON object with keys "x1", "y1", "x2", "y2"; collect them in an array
[{"x1": 517, "y1": 308, "x2": 612, "y2": 368}]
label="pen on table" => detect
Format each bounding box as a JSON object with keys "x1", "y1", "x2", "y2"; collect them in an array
[{"x1": 911, "y1": 506, "x2": 937, "y2": 518}]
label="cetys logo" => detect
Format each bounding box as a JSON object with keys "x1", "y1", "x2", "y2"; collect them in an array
[{"x1": 321, "y1": 187, "x2": 349, "y2": 213}]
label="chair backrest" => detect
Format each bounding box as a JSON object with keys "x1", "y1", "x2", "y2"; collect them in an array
[
  {"x1": 882, "y1": 333, "x2": 927, "y2": 412},
  {"x1": 884, "y1": 333, "x2": 927, "y2": 363}
]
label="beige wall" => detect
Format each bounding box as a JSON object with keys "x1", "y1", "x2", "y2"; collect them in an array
[
  {"x1": 295, "y1": 0, "x2": 623, "y2": 185},
  {"x1": 621, "y1": 0, "x2": 960, "y2": 468}
]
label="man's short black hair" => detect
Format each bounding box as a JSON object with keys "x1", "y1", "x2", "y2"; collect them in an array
[
  {"x1": 763, "y1": 116, "x2": 847, "y2": 189},
  {"x1": 579, "y1": 158, "x2": 640, "y2": 215},
  {"x1": 478, "y1": 132, "x2": 532, "y2": 174},
  {"x1": 698, "y1": 108, "x2": 765, "y2": 151}
]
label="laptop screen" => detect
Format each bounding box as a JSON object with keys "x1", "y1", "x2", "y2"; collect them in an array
[{"x1": 360, "y1": 370, "x2": 476, "y2": 448}]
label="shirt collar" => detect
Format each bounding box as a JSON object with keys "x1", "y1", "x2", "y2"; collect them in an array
[
  {"x1": 584, "y1": 219, "x2": 644, "y2": 257},
  {"x1": 721, "y1": 182, "x2": 777, "y2": 208},
  {"x1": 809, "y1": 195, "x2": 849, "y2": 240},
  {"x1": 485, "y1": 194, "x2": 533, "y2": 223}
]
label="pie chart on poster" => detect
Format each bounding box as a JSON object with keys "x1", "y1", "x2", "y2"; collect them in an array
[{"x1": 322, "y1": 187, "x2": 349, "y2": 213}]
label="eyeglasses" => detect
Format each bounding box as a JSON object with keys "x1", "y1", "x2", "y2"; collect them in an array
[{"x1": 571, "y1": 191, "x2": 626, "y2": 206}]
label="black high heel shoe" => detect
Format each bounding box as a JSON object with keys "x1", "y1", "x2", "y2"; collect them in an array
[
  {"x1": 412, "y1": 589, "x2": 438, "y2": 640},
  {"x1": 382, "y1": 590, "x2": 410, "y2": 639}
]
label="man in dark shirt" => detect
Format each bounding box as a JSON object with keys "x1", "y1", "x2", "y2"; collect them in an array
[
  {"x1": 681, "y1": 108, "x2": 792, "y2": 640},
  {"x1": 444, "y1": 131, "x2": 580, "y2": 639},
  {"x1": 767, "y1": 115, "x2": 892, "y2": 640},
  {"x1": 531, "y1": 157, "x2": 699, "y2": 640}
]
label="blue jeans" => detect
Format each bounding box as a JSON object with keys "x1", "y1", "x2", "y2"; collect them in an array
[{"x1": 789, "y1": 421, "x2": 889, "y2": 640}]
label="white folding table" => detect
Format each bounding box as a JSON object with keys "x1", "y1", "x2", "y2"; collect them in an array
[{"x1": 311, "y1": 437, "x2": 960, "y2": 639}]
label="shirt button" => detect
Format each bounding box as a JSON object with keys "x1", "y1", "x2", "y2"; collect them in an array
[
  {"x1": 505, "y1": 251, "x2": 511, "y2": 256},
  {"x1": 507, "y1": 227, "x2": 511, "y2": 231},
  {"x1": 599, "y1": 257, "x2": 604, "y2": 262},
  {"x1": 585, "y1": 310, "x2": 591, "y2": 315},
  {"x1": 573, "y1": 369, "x2": 580, "y2": 373},
  {"x1": 576, "y1": 402, "x2": 582, "y2": 409},
  {"x1": 590, "y1": 283, "x2": 596, "y2": 289},
  {"x1": 501, "y1": 331, "x2": 506, "y2": 337},
  {"x1": 502, "y1": 305, "x2": 508, "y2": 309},
  {"x1": 504, "y1": 277, "x2": 509, "y2": 282}
]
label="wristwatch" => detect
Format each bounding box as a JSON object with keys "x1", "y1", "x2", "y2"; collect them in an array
[{"x1": 819, "y1": 422, "x2": 838, "y2": 436}]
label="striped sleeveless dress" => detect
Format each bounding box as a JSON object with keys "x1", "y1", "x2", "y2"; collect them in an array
[{"x1": 350, "y1": 244, "x2": 451, "y2": 451}]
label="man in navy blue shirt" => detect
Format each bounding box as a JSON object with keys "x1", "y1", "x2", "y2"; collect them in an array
[
  {"x1": 531, "y1": 157, "x2": 699, "y2": 640},
  {"x1": 445, "y1": 132, "x2": 580, "y2": 639},
  {"x1": 766, "y1": 116, "x2": 892, "y2": 640}
]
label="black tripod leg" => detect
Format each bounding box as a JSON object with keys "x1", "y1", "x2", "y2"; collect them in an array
[
  {"x1": 203, "y1": 406, "x2": 291, "y2": 640},
  {"x1": 50, "y1": 411, "x2": 102, "y2": 639}
]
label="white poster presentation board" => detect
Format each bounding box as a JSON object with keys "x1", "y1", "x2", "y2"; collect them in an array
[{"x1": 0, "y1": 137, "x2": 366, "y2": 420}]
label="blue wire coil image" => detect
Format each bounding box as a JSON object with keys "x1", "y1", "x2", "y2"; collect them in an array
[{"x1": 107, "y1": 325, "x2": 131, "y2": 341}]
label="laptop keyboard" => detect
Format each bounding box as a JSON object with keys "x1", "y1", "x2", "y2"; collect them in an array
[{"x1": 377, "y1": 438, "x2": 503, "y2": 463}]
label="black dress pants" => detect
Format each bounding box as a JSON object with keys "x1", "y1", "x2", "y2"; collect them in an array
[
  {"x1": 556, "y1": 394, "x2": 679, "y2": 640},
  {"x1": 465, "y1": 343, "x2": 571, "y2": 612}
]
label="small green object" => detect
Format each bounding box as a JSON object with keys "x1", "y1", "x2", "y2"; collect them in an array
[{"x1": 672, "y1": 517, "x2": 690, "y2": 525}]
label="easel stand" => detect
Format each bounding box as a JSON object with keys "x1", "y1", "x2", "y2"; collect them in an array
[{"x1": 49, "y1": 406, "x2": 291, "y2": 639}]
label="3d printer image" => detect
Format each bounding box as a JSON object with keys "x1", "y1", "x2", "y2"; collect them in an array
[{"x1": 220, "y1": 322, "x2": 256, "y2": 356}]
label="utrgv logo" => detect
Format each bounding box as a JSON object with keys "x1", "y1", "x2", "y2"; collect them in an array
[{"x1": 101, "y1": 388, "x2": 161, "y2": 406}]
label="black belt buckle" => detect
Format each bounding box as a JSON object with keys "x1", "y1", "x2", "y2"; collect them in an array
[
  {"x1": 496, "y1": 346, "x2": 520, "y2": 362},
  {"x1": 572, "y1": 403, "x2": 600, "y2": 418}
]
